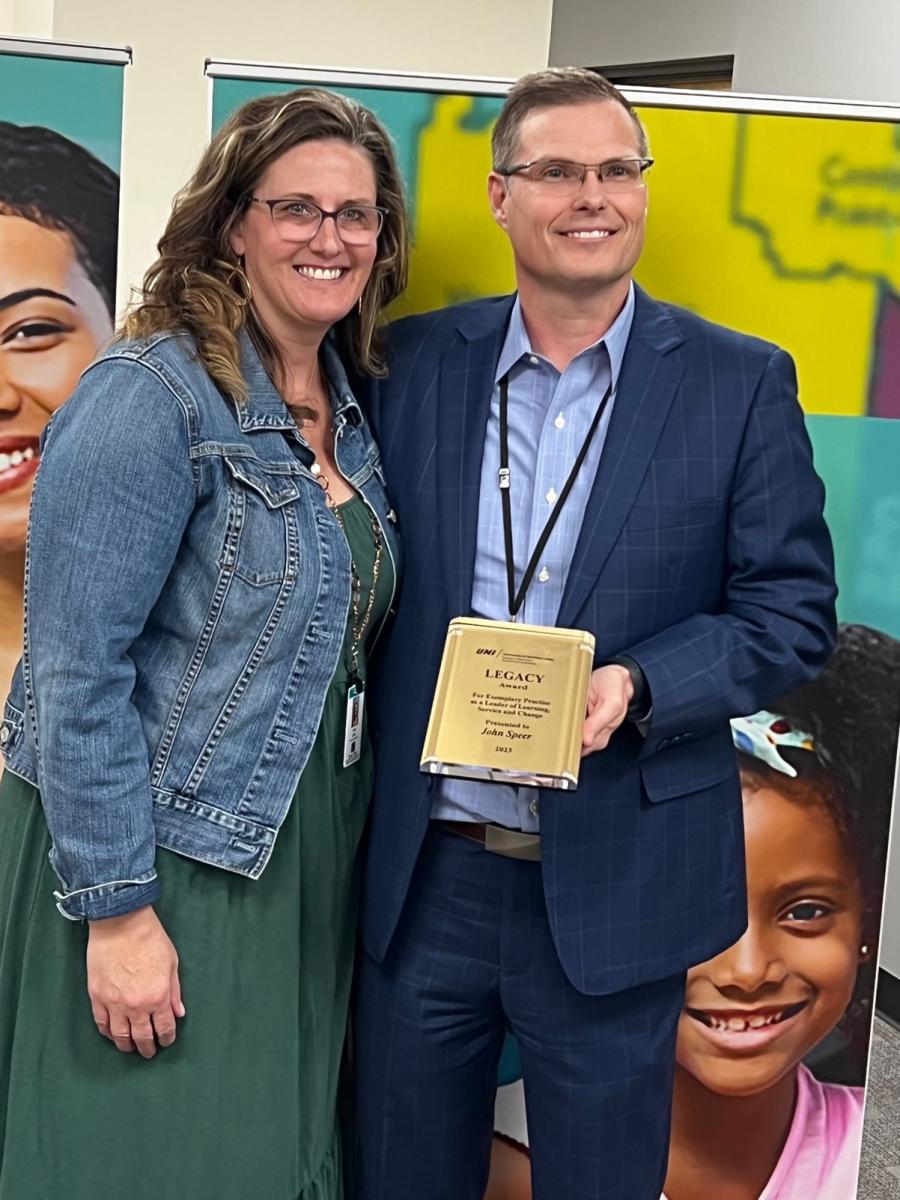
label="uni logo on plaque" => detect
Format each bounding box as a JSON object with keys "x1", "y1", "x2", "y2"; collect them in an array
[{"x1": 420, "y1": 617, "x2": 595, "y2": 790}]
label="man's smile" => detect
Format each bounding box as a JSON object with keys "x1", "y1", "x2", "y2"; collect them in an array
[{"x1": 562, "y1": 229, "x2": 614, "y2": 239}]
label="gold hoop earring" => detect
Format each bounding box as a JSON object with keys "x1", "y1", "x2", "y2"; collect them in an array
[
  {"x1": 229, "y1": 259, "x2": 253, "y2": 305},
  {"x1": 357, "y1": 295, "x2": 363, "y2": 315}
]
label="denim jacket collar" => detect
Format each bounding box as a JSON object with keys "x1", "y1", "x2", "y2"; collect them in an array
[{"x1": 237, "y1": 329, "x2": 364, "y2": 433}]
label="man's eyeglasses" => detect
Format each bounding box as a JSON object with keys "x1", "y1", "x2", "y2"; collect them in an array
[
  {"x1": 496, "y1": 157, "x2": 654, "y2": 193},
  {"x1": 248, "y1": 197, "x2": 387, "y2": 245}
]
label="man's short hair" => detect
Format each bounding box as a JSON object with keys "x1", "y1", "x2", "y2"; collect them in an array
[{"x1": 491, "y1": 67, "x2": 648, "y2": 170}]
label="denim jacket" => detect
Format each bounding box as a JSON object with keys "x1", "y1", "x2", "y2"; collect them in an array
[{"x1": 0, "y1": 330, "x2": 400, "y2": 921}]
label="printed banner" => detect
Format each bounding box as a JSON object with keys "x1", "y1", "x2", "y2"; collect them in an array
[
  {"x1": 0, "y1": 45, "x2": 125, "y2": 693},
  {"x1": 491, "y1": 622, "x2": 900, "y2": 1200},
  {"x1": 212, "y1": 72, "x2": 900, "y2": 1199}
]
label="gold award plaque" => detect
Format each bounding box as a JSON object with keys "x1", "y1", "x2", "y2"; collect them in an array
[{"x1": 420, "y1": 617, "x2": 596, "y2": 790}]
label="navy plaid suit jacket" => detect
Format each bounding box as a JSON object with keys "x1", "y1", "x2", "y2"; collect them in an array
[{"x1": 359, "y1": 286, "x2": 836, "y2": 996}]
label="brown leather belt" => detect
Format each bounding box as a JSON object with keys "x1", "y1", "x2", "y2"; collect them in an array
[{"x1": 435, "y1": 820, "x2": 541, "y2": 862}]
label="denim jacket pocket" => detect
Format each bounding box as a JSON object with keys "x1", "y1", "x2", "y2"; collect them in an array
[
  {"x1": 0, "y1": 697, "x2": 25, "y2": 760},
  {"x1": 222, "y1": 455, "x2": 302, "y2": 588},
  {"x1": 223, "y1": 455, "x2": 301, "y2": 508}
]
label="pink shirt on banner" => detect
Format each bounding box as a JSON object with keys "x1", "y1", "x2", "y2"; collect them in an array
[
  {"x1": 662, "y1": 1065, "x2": 864, "y2": 1200},
  {"x1": 497, "y1": 1063, "x2": 863, "y2": 1199}
]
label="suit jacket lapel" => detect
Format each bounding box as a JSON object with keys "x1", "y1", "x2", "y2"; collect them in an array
[
  {"x1": 557, "y1": 288, "x2": 685, "y2": 630},
  {"x1": 437, "y1": 298, "x2": 515, "y2": 618}
]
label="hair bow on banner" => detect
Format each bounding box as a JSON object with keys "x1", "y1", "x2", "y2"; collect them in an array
[{"x1": 730, "y1": 711, "x2": 816, "y2": 778}]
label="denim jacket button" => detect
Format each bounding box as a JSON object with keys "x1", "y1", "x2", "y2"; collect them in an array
[
  {"x1": 0, "y1": 724, "x2": 9, "y2": 744},
  {"x1": 386, "y1": 509, "x2": 397, "y2": 523}
]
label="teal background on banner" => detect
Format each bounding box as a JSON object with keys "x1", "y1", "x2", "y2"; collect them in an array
[
  {"x1": 807, "y1": 415, "x2": 900, "y2": 640},
  {"x1": 0, "y1": 52, "x2": 124, "y2": 170}
]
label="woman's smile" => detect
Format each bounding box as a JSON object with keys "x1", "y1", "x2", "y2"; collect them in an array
[
  {"x1": 0, "y1": 436, "x2": 39, "y2": 496},
  {"x1": 292, "y1": 264, "x2": 349, "y2": 281}
]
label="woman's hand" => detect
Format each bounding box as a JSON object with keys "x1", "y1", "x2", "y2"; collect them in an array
[{"x1": 86, "y1": 906, "x2": 185, "y2": 1059}]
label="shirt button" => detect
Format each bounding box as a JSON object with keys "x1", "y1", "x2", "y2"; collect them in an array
[
  {"x1": 538, "y1": 567, "x2": 550, "y2": 583},
  {"x1": 545, "y1": 488, "x2": 558, "y2": 505},
  {"x1": 529, "y1": 355, "x2": 540, "y2": 366},
  {"x1": 554, "y1": 412, "x2": 566, "y2": 429}
]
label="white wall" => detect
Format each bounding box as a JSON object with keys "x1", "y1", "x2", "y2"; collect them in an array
[
  {"x1": 3, "y1": 0, "x2": 552, "y2": 308},
  {"x1": 549, "y1": 0, "x2": 739, "y2": 75},
  {"x1": 731, "y1": 0, "x2": 900, "y2": 103},
  {"x1": 1, "y1": 0, "x2": 52, "y2": 37},
  {"x1": 550, "y1": 0, "x2": 900, "y2": 105}
]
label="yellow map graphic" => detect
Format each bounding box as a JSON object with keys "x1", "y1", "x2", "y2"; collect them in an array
[
  {"x1": 394, "y1": 94, "x2": 514, "y2": 318},
  {"x1": 637, "y1": 109, "x2": 900, "y2": 417},
  {"x1": 401, "y1": 97, "x2": 900, "y2": 418}
]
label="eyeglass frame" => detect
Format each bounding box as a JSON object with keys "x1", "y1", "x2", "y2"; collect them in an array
[
  {"x1": 247, "y1": 196, "x2": 388, "y2": 242},
  {"x1": 495, "y1": 157, "x2": 654, "y2": 188}
]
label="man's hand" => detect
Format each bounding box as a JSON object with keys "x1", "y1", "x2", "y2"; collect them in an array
[
  {"x1": 581, "y1": 664, "x2": 633, "y2": 757},
  {"x1": 87, "y1": 905, "x2": 185, "y2": 1059}
]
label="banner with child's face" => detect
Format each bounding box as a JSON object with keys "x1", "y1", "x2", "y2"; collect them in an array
[
  {"x1": 492, "y1": 623, "x2": 900, "y2": 1197},
  {"x1": 212, "y1": 70, "x2": 900, "y2": 1198},
  {"x1": 0, "y1": 44, "x2": 125, "y2": 692}
]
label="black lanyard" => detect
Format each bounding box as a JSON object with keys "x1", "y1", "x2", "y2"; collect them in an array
[{"x1": 498, "y1": 372, "x2": 614, "y2": 619}]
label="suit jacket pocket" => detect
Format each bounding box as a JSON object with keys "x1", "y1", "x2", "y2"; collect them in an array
[
  {"x1": 640, "y1": 729, "x2": 738, "y2": 802},
  {"x1": 626, "y1": 498, "x2": 720, "y2": 532}
]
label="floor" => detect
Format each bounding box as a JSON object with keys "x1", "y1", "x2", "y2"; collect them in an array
[{"x1": 859, "y1": 1016, "x2": 900, "y2": 1198}]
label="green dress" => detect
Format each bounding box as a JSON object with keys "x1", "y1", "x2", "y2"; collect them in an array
[{"x1": 0, "y1": 495, "x2": 392, "y2": 1200}]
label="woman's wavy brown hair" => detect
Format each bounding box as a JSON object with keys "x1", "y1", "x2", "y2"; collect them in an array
[{"x1": 122, "y1": 88, "x2": 409, "y2": 401}]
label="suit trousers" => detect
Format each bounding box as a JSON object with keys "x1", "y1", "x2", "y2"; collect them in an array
[{"x1": 354, "y1": 823, "x2": 685, "y2": 1200}]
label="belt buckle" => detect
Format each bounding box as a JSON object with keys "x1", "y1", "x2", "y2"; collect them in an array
[{"x1": 484, "y1": 825, "x2": 541, "y2": 862}]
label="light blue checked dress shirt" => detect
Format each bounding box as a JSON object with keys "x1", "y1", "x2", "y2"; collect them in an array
[{"x1": 433, "y1": 284, "x2": 636, "y2": 832}]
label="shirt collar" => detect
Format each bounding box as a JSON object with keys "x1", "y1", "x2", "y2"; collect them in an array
[
  {"x1": 494, "y1": 281, "x2": 636, "y2": 387},
  {"x1": 236, "y1": 328, "x2": 363, "y2": 432}
]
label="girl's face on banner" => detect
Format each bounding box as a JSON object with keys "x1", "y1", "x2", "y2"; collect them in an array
[
  {"x1": 677, "y1": 779, "x2": 864, "y2": 1097},
  {"x1": 0, "y1": 213, "x2": 112, "y2": 552}
]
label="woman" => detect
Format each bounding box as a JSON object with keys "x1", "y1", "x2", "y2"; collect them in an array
[
  {"x1": 0, "y1": 88, "x2": 407, "y2": 1200},
  {"x1": 0, "y1": 122, "x2": 118, "y2": 693}
]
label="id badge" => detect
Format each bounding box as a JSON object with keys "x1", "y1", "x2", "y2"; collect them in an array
[{"x1": 343, "y1": 683, "x2": 365, "y2": 768}]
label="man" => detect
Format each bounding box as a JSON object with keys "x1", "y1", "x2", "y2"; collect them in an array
[{"x1": 354, "y1": 68, "x2": 836, "y2": 1200}]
